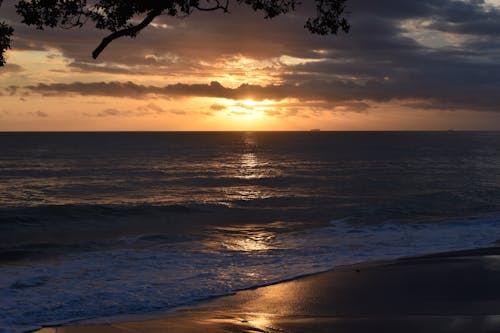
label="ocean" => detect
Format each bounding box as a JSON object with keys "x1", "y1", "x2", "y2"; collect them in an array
[{"x1": 1, "y1": 131, "x2": 500, "y2": 332}]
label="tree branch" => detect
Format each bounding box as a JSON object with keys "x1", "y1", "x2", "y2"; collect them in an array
[
  {"x1": 195, "y1": 0, "x2": 229, "y2": 12},
  {"x1": 92, "y1": 8, "x2": 162, "y2": 59}
]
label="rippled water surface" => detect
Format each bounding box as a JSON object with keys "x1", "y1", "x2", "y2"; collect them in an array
[{"x1": 1, "y1": 131, "x2": 500, "y2": 332}]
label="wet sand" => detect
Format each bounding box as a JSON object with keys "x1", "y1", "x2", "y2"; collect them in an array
[{"x1": 35, "y1": 247, "x2": 500, "y2": 333}]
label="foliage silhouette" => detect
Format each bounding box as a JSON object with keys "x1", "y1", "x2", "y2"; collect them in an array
[
  {"x1": 0, "y1": 0, "x2": 13, "y2": 66},
  {"x1": 0, "y1": 0, "x2": 349, "y2": 66}
]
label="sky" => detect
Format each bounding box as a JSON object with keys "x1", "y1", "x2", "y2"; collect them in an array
[{"x1": 1, "y1": 0, "x2": 500, "y2": 131}]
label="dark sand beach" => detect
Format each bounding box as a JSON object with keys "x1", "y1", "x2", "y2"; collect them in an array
[{"x1": 35, "y1": 247, "x2": 500, "y2": 333}]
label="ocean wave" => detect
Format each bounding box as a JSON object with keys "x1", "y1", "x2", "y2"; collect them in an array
[
  {"x1": 1, "y1": 214, "x2": 500, "y2": 333},
  {"x1": 0, "y1": 203, "x2": 200, "y2": 224}
]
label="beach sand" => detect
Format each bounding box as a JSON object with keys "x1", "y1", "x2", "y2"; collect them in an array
[{"x1": 35, "y1": 247, "x2": 500, "y2": 333}]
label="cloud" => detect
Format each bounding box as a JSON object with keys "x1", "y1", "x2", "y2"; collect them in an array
[
  {"x1": 68, "y1": 62, "x2": 134, "y2": 75},
  {"x1": 25, "y1": 80, "x2": 293, "y2": 100},
  {"x1": 137, "y1": 103, "x2": 168, "y2": 114},
  {"x1": 0, "y1": 63, "x2": 24, "y2": 74},
  {"x1": 334, "y1": 102, "x2": 372, "y2": 113},
  {"x1": 210, "y1": 103, "x2": 227, "y2": 111},
  {"x1": 26, "y1": 110, "x2": 48, "y2": 117},
  {"x1": 3, "y1": 0, "x2": 500, "y2": 114},
  {"x1": 23, "y1": 74, "x2": 500, "y2": 113},
  {"x1": 86, "y1": 103, "x2": 192, "y2": 118},
  {"x1": 169, "y1": 109, "x2": 187, "y2": 115},
  {"x1": 96, "y1": 108, "x2": 125, "y2": 117},
  {"x1": 234, "y1": 102, "x2": 254, "y2": 110},
  {"x1": 24, "y1": 80, "x2": 359, "y2": 106},
  {"x1": 5, "y1": 85, "x2": 19, "y2": 95}
]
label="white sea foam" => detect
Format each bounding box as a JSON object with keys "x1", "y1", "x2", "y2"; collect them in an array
[{"x1": 1, "y1": 215, "x2": 500, "y2": 333}]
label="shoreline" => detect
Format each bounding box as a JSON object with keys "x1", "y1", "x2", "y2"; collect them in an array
[{"x1": 33, "y1": 246, "x2": 500, "y2": 333}]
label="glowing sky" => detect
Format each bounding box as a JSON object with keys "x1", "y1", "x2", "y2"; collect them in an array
[{"x1": 1, "y1": 0, "x2": 500, "y2": 131}]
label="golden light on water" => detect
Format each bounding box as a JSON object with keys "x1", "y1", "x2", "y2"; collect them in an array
[
  {"x1": 221, "y1": 230, "x2": 276, "y2": 252},
  {"x1": 202, "y1": 221, "x2": 299, "y2": 254},
  {"x1": 237, "y1": 153, "x2": 262, "y2": 180},
  {"x1": 241, "y1": 152, "x2": 258, "y2": 168},
  {"x1": 207, "y1": 225, "x2": 277, "y2": 252},
  {"x1": 242, "y1": 313, "x2": 276, "y2": 331},
  {"x1": 208, "y1": 313, "x2": 278, "y2": 333},
  {"x1": 206, "y1": 277, "x2": 309, "y2": 331}
]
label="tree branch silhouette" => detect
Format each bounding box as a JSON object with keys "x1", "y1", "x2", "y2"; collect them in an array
[
  {"x1": 92, "y1": 9, "x2": 162, "y2": 59},
  {"x1": 0, "y1": 0, "x2": 350, "y2": 66}
]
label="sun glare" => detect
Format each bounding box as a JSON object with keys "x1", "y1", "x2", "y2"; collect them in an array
[
  {"x1": 226, "y1": 99, "x2": 277, "y2": 122},
  {"x1": 198, "y1": 98, "x2": 285, "y2": 130},
  {"x1": 240, "y1": 99, "x2": 260, "y2": 108}
]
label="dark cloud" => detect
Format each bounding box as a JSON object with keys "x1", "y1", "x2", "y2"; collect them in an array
[
  {"x1": 3, "y1": 0, "x2": 500, "y2": 113},
  {"x1": 26, "y1": 80, "x2": 292, "y2": 100},
  {"x1": 341, "y1": 102, "x2": 372, "y2": 113},
  {"x1": 5, "y1": 85, "x2": 18, "y2": 95},
  {"x1": 0, "y1": 63, "x2": 24, "y2": 74},
  {"x1": 25, "y1": 80, "x2": 354, "y2": 103},
  {"x1": 24, "y1": 74, "x2": 500, "y2": 112}
]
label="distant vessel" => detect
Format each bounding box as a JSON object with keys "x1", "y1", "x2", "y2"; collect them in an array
[{"x1": 310, "y1": 129, "x2": 321, "y2": 132}]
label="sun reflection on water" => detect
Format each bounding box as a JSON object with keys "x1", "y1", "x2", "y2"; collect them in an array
[
  {"x1": 237, "y1": 152, "x2": 264, "y2": 180},
  {"x1": 228, "y1": 132, "x2": 275, "y2": 202},
  {"x1": 243, "y1": 313, "x2": 276, "y2": 331},
  {"x1": 221, "y1": 230, "x2": 276, "y2": 252},
  {"x1": 203, "y1": 223, "x2": 293, "y2": 253},
  {"x1": 208, "y1": 312, "x2": 278, "y2": 333}
]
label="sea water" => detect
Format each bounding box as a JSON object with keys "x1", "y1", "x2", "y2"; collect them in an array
[{"x1": 1, "y1": 131, "x2": 500, "y2": 332}]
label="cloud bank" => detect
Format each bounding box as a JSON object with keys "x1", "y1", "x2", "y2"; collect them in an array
[{"x1": 2, "y1": 0, "x2": 500, "y2": 114}]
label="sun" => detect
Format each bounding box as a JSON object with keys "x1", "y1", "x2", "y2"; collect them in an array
[
  {"x1": 203, "y1": 98, "x2": 282, "y2": 130},
  {"x1": 228, "y1": 99, "x2": 268, "y2": 121},
  {"x1": 239, "y1": 99, "x2": 261, "y2": 108}
]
